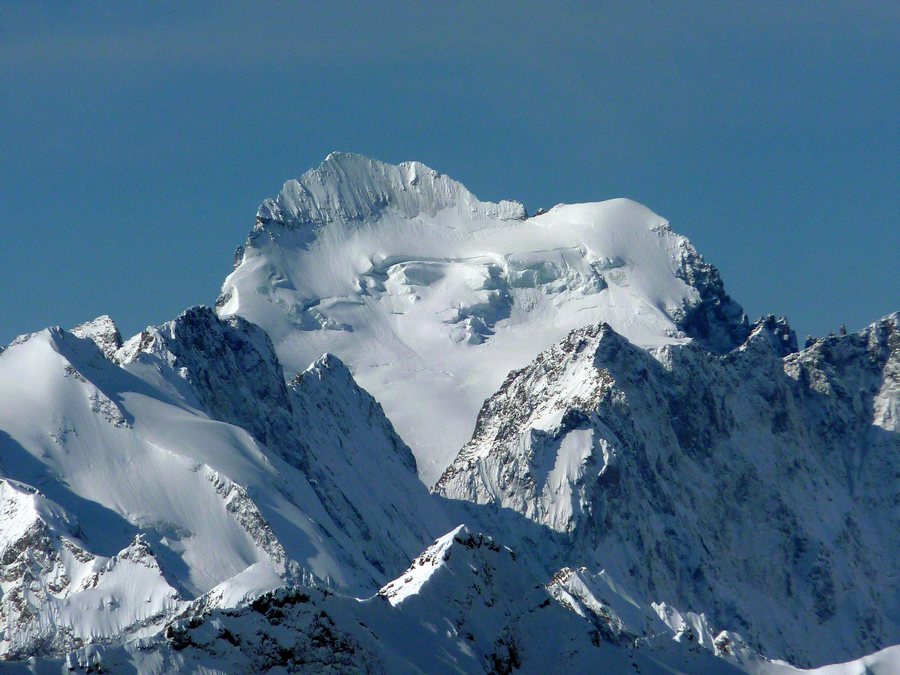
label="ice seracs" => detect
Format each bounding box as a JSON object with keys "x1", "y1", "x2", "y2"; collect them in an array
[{"x1": 218, "y1": 152, "x2": 748, "y2": 482}]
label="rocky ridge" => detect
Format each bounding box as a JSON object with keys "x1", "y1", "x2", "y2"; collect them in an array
[{"x1": 436, "y1": 313, "x2": 899, "y2": 666}]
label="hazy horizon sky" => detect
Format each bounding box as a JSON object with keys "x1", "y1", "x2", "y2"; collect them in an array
[{"x1": 2, "y1": 2, "x2": 897, "y2": 347}]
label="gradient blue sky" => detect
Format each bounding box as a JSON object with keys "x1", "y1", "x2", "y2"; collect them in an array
[{"x1": 1, "y1": 2, "x2": 897, "y2": 345}]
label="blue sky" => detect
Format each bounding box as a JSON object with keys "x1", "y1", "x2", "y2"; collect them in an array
[{"x1": 1, "y1": 2, "x2": 897, "y2": 345}]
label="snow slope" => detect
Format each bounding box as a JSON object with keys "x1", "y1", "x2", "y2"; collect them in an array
[
  {"x1": 0, "y1": 479, "x2": 181, "y2": 658},
  {"x1": 118, "y1": 307, "x2": 449, "y2": 581},
  {"x1": 218, "y1": 152, "x2": 748, "y2": 482},
  {"x1": 0, "y1": 310, "x2": 446, "y2": 657}
]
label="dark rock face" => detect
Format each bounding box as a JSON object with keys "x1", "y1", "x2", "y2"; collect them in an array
[
  {"x1": 119, "y1": 306, "x2": 445, "y2": 585},
  {"x1": 748, "y1": 314, "x2": 799, "y2": 357},
  {"x1": 156, "y1": 587, "x2": 375, "y2": 673},
  {"x1": 122, "y1": 306, "x2": 306, "y2": 470},
  {"x1": 668, "y1": 232, "x2": 750, "y2": 354}
]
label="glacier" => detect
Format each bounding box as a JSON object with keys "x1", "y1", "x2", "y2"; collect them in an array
[{"x1": 218, "y1": 152, "x2": 748, "y2": 483}]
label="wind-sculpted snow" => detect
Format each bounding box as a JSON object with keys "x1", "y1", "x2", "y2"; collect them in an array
[
  {"x1": 255, "y1": 152, "x2": 527, "y2": 234},
  {"x1": 219, "y1": 152, "x2": 749, "y2": 482},
  {"x1": 437, "y1": 313, "x2": 900, "y2": 667}
]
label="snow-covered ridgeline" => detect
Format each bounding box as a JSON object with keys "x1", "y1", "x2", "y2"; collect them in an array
[
  {"x1": 42, "y1": 525, "x2": 746, "y2": 675},
  {"x1": 0, "y1": 478, "x2": 182, "y2": 659},
  {"x1": 0, "y1": 309, "x2": 445, "y2": 658},
  {"x1": 436, "y1": 313, "x2": 899, "y2": 666}
]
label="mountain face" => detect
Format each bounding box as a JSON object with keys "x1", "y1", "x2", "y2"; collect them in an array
[
  {"x1": 218, "y1": 152, "x2": 748, "y2": 482},
  {"x1": 118, "y1": 307, "x2": 448, "y2": 579},
  {"x1": 0, "y1": 309, "x2": 444, "y2": 659},
  {"x1": 1, "y1": 153, "x2": 897, "y2": 673},
  {"x1": 436, "y1": 314, "x2": 899, "y2": 666}
]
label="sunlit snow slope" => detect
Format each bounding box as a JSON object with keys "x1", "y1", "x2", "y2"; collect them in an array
[
  {"x1": 218, "y1": 153, "x2": 748, "y2": 482},
  {"x1": 0, "y1": 311, "x2": 446, "y2": 658}
]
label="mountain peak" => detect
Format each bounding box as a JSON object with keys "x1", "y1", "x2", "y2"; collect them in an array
[
  {"x1": 70, "y1": 315, "x2": 123, "y2": 360},
  {"x1": 377, "y1": 524, "x2": 522, "y2": 608},
  {"x1": 220, "y1": 155, "x2": 751, "y2": 482},
  {"x1": 304, "y1": 351, "x2": 351, "y2": 376},
  {"x1": 741, "y1": 314, "x2": 798, "y2": 357},
  {"x1": 255, "y1": 153, "x2": 526, "y2": 234}
]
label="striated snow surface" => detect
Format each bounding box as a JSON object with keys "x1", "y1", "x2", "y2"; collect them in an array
[{"x1": 218, "y1": 152, "x2": 748, "y2": 482}]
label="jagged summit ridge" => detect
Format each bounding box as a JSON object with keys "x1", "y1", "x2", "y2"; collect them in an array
[{"x1": 255, "y1": 152, "x2": 526, "y2": 234}]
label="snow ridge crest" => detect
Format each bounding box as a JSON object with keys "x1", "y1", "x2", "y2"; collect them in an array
[{"x1": 255, "y1": 152, "x2": 526, "y2": 233}]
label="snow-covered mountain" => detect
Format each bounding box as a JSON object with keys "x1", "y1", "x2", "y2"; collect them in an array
[
  {"x1": 23, "y1": 526, "x2": 748, "y2": 674},
  {"x1": 436, "y1": 314, "x2": 899, "y2": 667},
  {"x1": 218, "y1": 152, "x2": 748, "y2": 483},
  {"x1": 1, "y1": 153, "x2": 897, "y2": 673},
  {"x1": 0, "y1": 308, "x2": 445, "y2": 658},
  {"x1": 0, "y1": 478, "x2": 181, "y2": 660}
]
